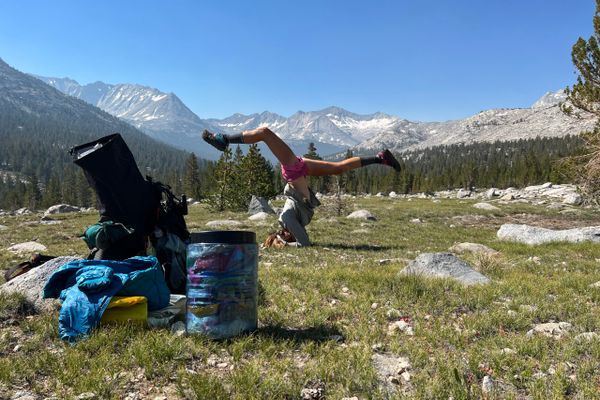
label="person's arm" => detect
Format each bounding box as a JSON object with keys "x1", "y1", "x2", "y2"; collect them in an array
[{"x1": 279, "y1": 203, "x2": 311, "y2": 247}]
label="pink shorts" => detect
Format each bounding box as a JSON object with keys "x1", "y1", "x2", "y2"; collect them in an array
[{"x1": 281, "y1": 156, "x2": 308, "y2": 182}]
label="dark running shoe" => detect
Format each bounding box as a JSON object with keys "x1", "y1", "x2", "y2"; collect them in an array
[
  {"x1": 202, "y1": 129, "x2": 228, "y2": 151},
  {"x1": 378, "y1": 149, "x2": 401, "y2": 172}
]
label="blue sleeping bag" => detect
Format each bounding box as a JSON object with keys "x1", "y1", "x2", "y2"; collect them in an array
[{"x1": 43, "y1": 256, "x2": 170, "y2": 342}]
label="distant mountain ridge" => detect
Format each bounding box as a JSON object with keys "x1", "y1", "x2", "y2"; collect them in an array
[
  {"x1": 38, "y1": 75, "x2": 595, "y2": 160},
  {"x1": 0, "y1": 58, "x2": 187, "y2": 182}
]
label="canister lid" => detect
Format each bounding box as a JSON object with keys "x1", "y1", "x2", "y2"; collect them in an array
[{"x1": 189, "y1": 230, "x2": 256, "y2": 244}]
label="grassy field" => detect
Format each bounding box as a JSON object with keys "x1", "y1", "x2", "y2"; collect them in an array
[{"x1": 0, "y1": 197, "x2": 599, "y2": 399}]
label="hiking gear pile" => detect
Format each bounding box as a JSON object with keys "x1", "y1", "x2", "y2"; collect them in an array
[
  {"x1": 43, "y1": 256, "x2": 170, "y2": 342},
  {"x1": 70, "y1": 133, "x2": 190, "y2": 294}
]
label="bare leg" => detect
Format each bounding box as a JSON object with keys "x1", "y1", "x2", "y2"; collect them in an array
[
  {"x1": 241, "y1": 127, "x2": 311, "y2": 199},
  {"x1": 304, "y1": 157, "x2": 362, "y2": 176},
  {"x1": 240, "y1": 127, "x2": 297, "y2": 166}
]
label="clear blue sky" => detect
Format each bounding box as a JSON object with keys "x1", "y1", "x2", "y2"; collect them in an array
[{"x1": 0, "y1": 0, "x2": 595, "y2": 121}]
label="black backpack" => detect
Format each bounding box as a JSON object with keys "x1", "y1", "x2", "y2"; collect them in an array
[{"x1": 70, "y1": 133, "x2": 190, "y2": 293}]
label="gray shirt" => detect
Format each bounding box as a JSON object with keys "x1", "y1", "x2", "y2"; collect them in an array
[{"x1": 278, "y1": 183, "x2": 321, "y2": 246}]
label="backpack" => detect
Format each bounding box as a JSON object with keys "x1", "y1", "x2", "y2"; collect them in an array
[{"x1": 70, "y1": 133, "x2": 190, "y2": 293}]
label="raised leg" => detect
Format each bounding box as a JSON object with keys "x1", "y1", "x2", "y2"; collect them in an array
[
  {"x1": 240, "y1": 127, "x2": 298, "y2": 166},
  {"x1": 304, "y1": 157, "x2": 362, "y2": 177}
]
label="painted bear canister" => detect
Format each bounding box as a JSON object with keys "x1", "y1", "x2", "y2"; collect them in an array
[{"x1": 186, "y1": 231, "x2": 258, "y2": 338}]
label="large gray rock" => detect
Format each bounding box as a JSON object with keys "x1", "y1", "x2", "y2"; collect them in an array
[
  {"x1": 400, "y1": 253, "x2": 490, "y2": 285},
  {"x1": 7, "y1": 241, "x2": 47, "y2": 255},
  {"x1": 347, "y1": 210, "x2": 376, "y2": 221},
  {"x1": 247, "y1": 196, "x2": 275, "y2": 215},
  {"x1": 497, "y1": 224, "x2": 600, "y2": 245},
  {"x1": 0, "y1": 256, "x2": 79, "y2": 311},
  {"x1": 43, "y1": 204, "x2": 80, "y2": 217}
]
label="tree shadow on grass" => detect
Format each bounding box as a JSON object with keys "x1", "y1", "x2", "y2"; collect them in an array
[
  {"x1": 251, "y1": 324, "x2": 343, "y2": 344},
  {"x1": 314, "y1": 242, "x2": 397, "y2": 251}
]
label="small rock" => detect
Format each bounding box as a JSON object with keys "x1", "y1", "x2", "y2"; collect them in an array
[
  {"x1": 519, "y1": 304, "x2": 538, "y2": 312},
  {"x1": 171, "y1": 321, "x2": 186, "y2": 337},
  {"x1": 448, "y1": 242, "x2": 499, "y2": 256},
  {"x1": 6, "y1": 241, "x2": 47, "y2": 255},
  {"x1": 532, "y1": 372, "x2": 547, "y2": 380},
  {"x1": 456, "y1": 189, "x2": 471, "y2": 199},
  {"x1": 371, "y1": 343, "x2": 384, "y2": 351},
  {"x1": 389, "y1": 191, "x2": 399, "y2": 198},
  {"x1": 341, "y1": 286, "x2": 350, "y2": 293},
  {"x1": 75, "y1": 393, "x2": 97, "y2": 400},
  {"x1": 500, "y1": 348, "x2": 516, "y2": 355},
  {"x1": 574, "y1": 332, "x2": 599, "y2": 342},
  {"x1": 481, "y1": 375, "x2": 494, "y2": 394},
  {"x1": 13, "y1": 344, "x2": 22, "y2": 352},
  {"x1": 485, "y1": 188, "x2": 498, "y2": 199},
  {"x1": 205, "y1": 220, "x2": 243, "y2": 228},
  {"x1": 300, "y1": 382, "x2": 325, "y2": 400},
  {"x1": 527, "y1": 256, "x2": 542, "y2": 265},
  {"x1": 43, "y1": 204, "x2": 80, "y2": 217},
  {"x1": 385, "y1": 309, "x2": 401, "y2": 320},
  {"x1": 216, "y1": 362, "x2": 228, "y2": 369},
  {"x1": 526, "y1": 322, "x2": 572, "y2": 338},
  {"x1": 563, "y1": 193, "x2": 583, "y2": 206},
  {"x1": 500, "y1": 193, "x2": 514, "y2": 201},
  {"x1": 589, "y1": 281, "x2": 600, "y2": 288},
  {"x1": 248, "y1": 211, "x2": 271, "y2": 221},
  {"x1": 400, "y1": 371, "x2": 411, "y2": 382},
  {"x1": 347, "y1": 210, "x2": 376, "y2": 221},
  {"x1": 473, "y1": 202, "x2": 500, "y2": 211},
  {"x1": 388, "y1": 320, "x2": 414, "y2": 336},
  {"x1": 14, "y1": 207, "x2": 32, "y2": 215},
  {"x1": 10, "y1": 391, "x2": 38, "y2": 400},
  {"x1": 410, "y1": 218, "x2": 422, "y2": 224},
  {"x1": 371, "y1": 303, "x2": 379, "y2": 310}
]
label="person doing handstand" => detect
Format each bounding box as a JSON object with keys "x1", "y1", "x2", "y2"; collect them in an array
[{"x1": 202, "y1": 127, "x2": 400, "y2": 246}]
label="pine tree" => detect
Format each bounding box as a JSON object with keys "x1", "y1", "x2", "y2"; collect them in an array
[
  {"x1": 183, "y1": 153, "x2": 202, "y2": 201},
  {"x1": 44, "y1": 174, "x2": 61, "y2": 207},
  {"x1": 562, "y1": 0, "x2": 600, "y2": 201},
  {"x1": 303, "y1": 143, "x2": 321, "y2": 160},
  {"x1": 238, "y1": 144, "x2": 277, "y2": 203},
  {"x1": 208, "y1": 147, "x2": 236, "y2": 211},
  {"x1": 25, "y1": 173, "x2": 42, "y2": 210}
]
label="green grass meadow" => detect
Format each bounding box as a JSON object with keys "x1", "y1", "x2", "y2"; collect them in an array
[{"x1": 0, "y1": 197, "x2": 599, "y2": 399}]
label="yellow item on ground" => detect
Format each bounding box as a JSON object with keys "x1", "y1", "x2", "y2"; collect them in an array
[{"x1": 100, "y1": 296, "x2": 148, "y2": 325}]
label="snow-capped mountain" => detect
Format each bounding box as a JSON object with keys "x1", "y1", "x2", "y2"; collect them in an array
[
  {"x1": 38, "y1": 74, "x2": 594, "y2": 160},
  {"x1": 353, "y1": 90, "x2": 594, "y2": 154},
  {"x1": 35, "y1": 76, "x2": 223, "y2": 159}
]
